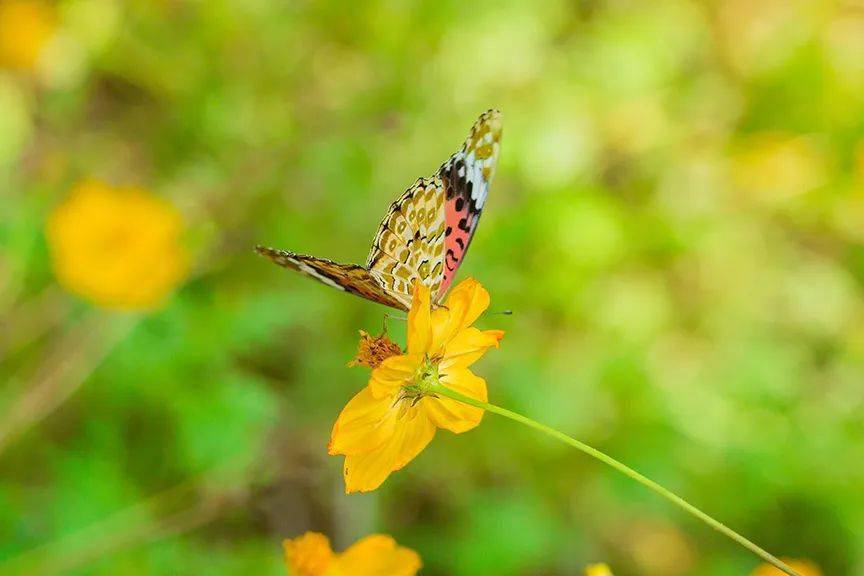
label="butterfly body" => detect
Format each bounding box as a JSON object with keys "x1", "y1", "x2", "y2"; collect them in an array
[{"x1": 256, "y1": 110, "x2": 501, "y2": 310}]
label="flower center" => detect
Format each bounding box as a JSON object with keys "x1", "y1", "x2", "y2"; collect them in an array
[{"x1": 397, "y1": 357, "x2": 440, "y2": 407}]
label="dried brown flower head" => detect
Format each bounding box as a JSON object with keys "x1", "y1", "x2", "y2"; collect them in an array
[{"x1": 348, "y1": 330, "x2": 402, "y2": 369}]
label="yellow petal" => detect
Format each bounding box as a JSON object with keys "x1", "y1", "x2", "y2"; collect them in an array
[
  {"x1": 342, "y1": 405, "x2": 436, "y2": 493},
  {"x1": 333, "y1": 535, "x2": 422, "y2": 576},
  {"x1": 369, "y1": 354, "x2": 422, "y2": 398},
  {"x1": 431, "y1": 278, "x2": 490, "y2": 351},
  {"x1": 585, "y1": 563, "x2": 614, "y2": 576},
  {"x1": 407, "y1": 281, "x2": 432, "y2": 355},
  {"x1": 283, "y1": 532, "x2": 335, "y2": 576},
  {"x1": 424, "y1": 368, "x2": 487, "y2": 433},
  {"x1": 750, "y1": 560, "x2": 822, "y2": 576},
  {"x1": 329, "y1": 387, "x2": 397, "y2": 456},
  {"x1": 440, "y1": 328, "x2": 503, "y2": 370}
]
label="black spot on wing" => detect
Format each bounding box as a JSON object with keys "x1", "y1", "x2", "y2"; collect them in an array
[
  {"x1": 445, "y1": 249, "x2": 459, "y2": 271},
  {"x1": 439, "y1": 156, "x2": 468, "y2": 203}
]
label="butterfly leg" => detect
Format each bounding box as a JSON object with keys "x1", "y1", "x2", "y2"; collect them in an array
[{"x1": 382, "y1": 313, "x2": 407, "y2": 334}]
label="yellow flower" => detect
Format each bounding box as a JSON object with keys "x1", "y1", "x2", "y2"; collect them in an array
[
  {"x1": 0, "y1": 0, "x2": 55, "y2": 70},
  {"x1": 47, "y1": 180, "x2": 188, "y2": 310},
  {"x1": 750, "y1": 559, "x2": 823, "y2": 576},
  {"x1": 585, "y1": 563, "x2": 614, "y2": 576},
  {"x1": 329, "y1": 278, "x2": 503, "y2": 493},
  {"x1": 283, "y1": 532, "x2": 421, "y2": 576},
  {"x1": 284, "y1": 532, "x2": 334, "y2": 576}
]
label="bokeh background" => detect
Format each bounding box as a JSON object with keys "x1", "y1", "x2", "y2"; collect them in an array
[{"x1": 2, "y1": 0, "x2": 863, "y2": 574}]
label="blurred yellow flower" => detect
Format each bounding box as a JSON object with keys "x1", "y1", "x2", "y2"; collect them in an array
[
  {"x1": 750, "y1": 559, "x2": 822, "y2": 576},
  {"x1": 0, "y1": 0, "x2": 55, "y2": 70},
  {"x1": 284, "y1": 532, "x2": 421, "y2": 576},
  {"x1": 47, "y1": 180, "x2": 188, "y2": 310},
  {"x1": 285, "y1": 532, "x2": 334, "y2": 576},
  {"x1": 732, "y1": 133, "x2": 827, "y2": 203},
  {"x1": 585, "y1": 563, "x2": 614, "y2": 576},
  {"x1": 716, "y1": 0, "x2": 810, "y2": 77},
  {"x1": 329, "y1": 278, "x2": 503, "y2": 493}
]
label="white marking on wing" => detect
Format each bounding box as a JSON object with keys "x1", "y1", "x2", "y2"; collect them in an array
[{"x1": 297, "y1": 262, "x2": 344, "y2": 290}]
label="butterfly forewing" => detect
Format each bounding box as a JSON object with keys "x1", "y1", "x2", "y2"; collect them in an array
[
  {"x1": 437, "y1": 109, "x2": 502, "y2": 298},
  {"x1": 255, "y1": 247, "x2": 406, "y2": 309}
]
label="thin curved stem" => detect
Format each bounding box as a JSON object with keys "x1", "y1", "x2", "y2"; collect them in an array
[{"x1": 429, "y1": 383, "x2": 801, "y2": 576}]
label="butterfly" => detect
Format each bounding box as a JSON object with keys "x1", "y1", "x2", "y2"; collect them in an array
[{"x1": 256, "y1": 109, "x2": 502, "y2": 311}]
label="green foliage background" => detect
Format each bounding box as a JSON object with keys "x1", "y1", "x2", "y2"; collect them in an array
[{"x1": 2, "y1": 1, "x2": 864, "y2": 574}]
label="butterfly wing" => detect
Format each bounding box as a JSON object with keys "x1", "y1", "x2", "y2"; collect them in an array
[
  {"x1": 436, "y1": 109, "x2": 502, "y2": 298},
  {"x1": 255, "y1": 178, "x2": 447, "y2": 312},
  {"x1": 255, "y1": 246, "x2": 407, "y2": 309},
  {"x1": 366, "y1": 177, "x2": 447, "y2": 307},
  {"x1": 257, "y1": 109, "x2": 500, "y2": 310}
]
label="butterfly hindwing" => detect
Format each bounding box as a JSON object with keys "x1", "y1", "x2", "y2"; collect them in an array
[
  {"x1": 255, "y1": 247, "x2": 406, "y2": 309},
  {"x1": 436, "y1": 109, "x2": 502, "y2": 298}
]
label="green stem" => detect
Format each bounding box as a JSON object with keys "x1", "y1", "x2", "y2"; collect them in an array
[{"x1": 429, "y1": 383, "x2": 801, "y2": 576}]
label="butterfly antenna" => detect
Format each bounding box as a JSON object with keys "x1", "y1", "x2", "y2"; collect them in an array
[{"x1": 491, "y1": 309, "x2": 513, "y2": 316}]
